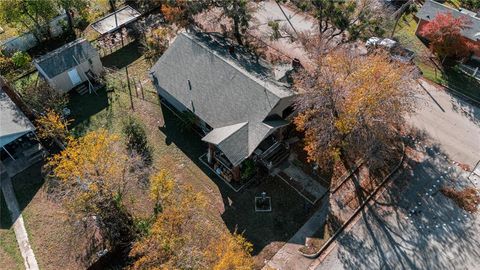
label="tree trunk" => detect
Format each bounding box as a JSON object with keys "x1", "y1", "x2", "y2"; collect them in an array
[
  {"x1": 109, "y1": 0, "x2": 116, "y2": 12},
  {"x1": 65, "y1": 8, "x2": 75, "y2": 37},
  {"x1": 233, "y1": 18, "x2": 243, "y2": 45}
]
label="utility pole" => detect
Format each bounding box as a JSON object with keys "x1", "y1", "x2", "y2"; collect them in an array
[{"x1": 275, "y1": 0, "x2": 298, "y2": 38}]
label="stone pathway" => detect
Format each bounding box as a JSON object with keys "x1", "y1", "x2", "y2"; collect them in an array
[
  {"x1": 275, "y1": 159, "x2": 328, "y2": 204},
  {"x1": 1, "y1": 164, "x2": 39, "y2": 270}
]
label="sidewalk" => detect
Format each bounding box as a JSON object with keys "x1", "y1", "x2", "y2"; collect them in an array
[
  {"x1": 263, "y1": 200, "x2": 329, "y2": 270},
  {"x1": 1, "y1": 164, "x2": 39, "y2": 270}
]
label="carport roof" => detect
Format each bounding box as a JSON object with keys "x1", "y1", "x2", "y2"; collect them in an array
[
  {"x1": 0, "y1": 88, "x2": 35, "y2": 148},
  {"x1": 91, "y1": 5, "x2": 141, "y2": 35}
]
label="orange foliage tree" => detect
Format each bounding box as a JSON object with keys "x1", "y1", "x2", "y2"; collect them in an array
[
  {"x1": 419, "y1": 12, "x2": 478, "y2": 62},
  {"x1": 294, "y1": 49, "x2": 415, "y2": 173}
]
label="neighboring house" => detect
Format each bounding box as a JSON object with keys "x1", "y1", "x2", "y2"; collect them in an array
[
  {"x1": 1, "y1": 13, "x2": 69, "y2": 54},
  {"x1": 33, "y1": 38, "x2": 103, "y2": 94},
  {"x1": 416, "y1": 0, "x2": 480, "y2": 59},
  {"x1": 0, "y1": 87, "x2": 44, "y2": 174},
  {"x1": 150, "y1": 31, "x2": 297, "y2": 182}
]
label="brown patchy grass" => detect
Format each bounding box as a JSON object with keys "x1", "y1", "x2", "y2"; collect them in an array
[
  {"x1": 9, "y1": 164, "x2": 84, "y2": 270},
  {"x1": 441, "y1": 186, "x2": 480, "y2": 213}
]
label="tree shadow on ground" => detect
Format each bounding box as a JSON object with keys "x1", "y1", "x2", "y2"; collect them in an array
[
  {"x1": 448, "y1": 92, "x2": 480, "y2": 127},
  {"x1": 68, "y1": 87, "x2": 111, "y2": 137},
  {"x1": 157, "y1": 102, "x2": 316, "y2": 256},
  {"x1": 330, "y1": 137, "x2": 480, "y2": 270},
  {"x1": 101, "y1": 41, "x2": 143, "y2": 69},
  {"x1": 1, "y1": 162, "x2": 44, "y2": 229}
]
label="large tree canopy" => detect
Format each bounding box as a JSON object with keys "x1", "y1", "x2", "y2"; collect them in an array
[
  {"x1": 294, "y1": 0, "x2": 383, "y2": 54},
  {"x1": 0, "y1": 0, "x2": 57, "y2": 40},
  {"x1": 294, "y1": 49, "x2": 415, "y2": 172}
]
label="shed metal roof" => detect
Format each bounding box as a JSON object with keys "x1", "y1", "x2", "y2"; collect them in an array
[{"x1": 33, "y1": 38, "x2": 98, "y2": 78}]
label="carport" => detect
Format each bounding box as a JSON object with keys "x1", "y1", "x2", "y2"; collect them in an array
[{"x1": 0, "y1": 88, "x2": 36, "y2": 160}]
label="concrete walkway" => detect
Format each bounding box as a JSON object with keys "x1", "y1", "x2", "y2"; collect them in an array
[
  {"x1": 264, "y1": 200, "x2": 329, "y2": 270},
  {"x1": 1, "y1": 165, "x2": 39, "y2": 270}
]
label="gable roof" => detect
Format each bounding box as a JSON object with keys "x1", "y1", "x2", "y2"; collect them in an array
[
  {"x1": 34, "y1": 38, "x2": 98, "y2": 78},
  {"x1": 0, "y1": 87, "x2": 35, "y2": 148},
  {"x1": 417, "y1": 0, "x2": 480, "y2": 41},
  {"x1": 151, "y1": 31, "x2": 295, "y2": 166}
]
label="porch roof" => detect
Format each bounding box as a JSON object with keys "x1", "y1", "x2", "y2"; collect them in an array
[{"x1": 0, "y1": 88, "x2": 35, "y2": 148}]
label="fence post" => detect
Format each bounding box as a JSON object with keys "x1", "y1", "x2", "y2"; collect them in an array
[
  {"x1": 134, "y1": 78, "x2": 139, "y2": 98},
  {"x1": 125, "y1": 66, "x2": 134, "y2": 111},
  {"x1": 139, "y1": 79, "x2": 145, "y2": 100}
]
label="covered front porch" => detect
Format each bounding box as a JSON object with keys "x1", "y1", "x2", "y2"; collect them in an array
[{"x1": 199, "y1": 133, "x2": 291, "y2": 192}]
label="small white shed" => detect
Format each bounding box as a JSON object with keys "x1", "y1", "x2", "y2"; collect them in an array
[{"x1": 33, "y1": 38, "x2": 103, "y2": 94}]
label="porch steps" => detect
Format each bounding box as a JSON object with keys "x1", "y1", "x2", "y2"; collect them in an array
[
  {"x1": 75, "y1": 83, "x2": 89, "y2": 95},
  {"x1": 262, "y1": 143, "x2": 290, "y2": 168}
]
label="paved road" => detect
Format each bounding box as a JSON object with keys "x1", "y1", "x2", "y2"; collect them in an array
[
  {"x1": 311, "y1": 146, "x2": 480, "y2": 270},
  {"x1": 409, "y1": 80, "x2": 480, "y2": 167}
]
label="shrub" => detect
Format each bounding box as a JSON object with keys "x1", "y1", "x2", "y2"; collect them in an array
[
  {"x1": 18, "y1": 81, "x2": 68, "y2": 114},
  {"x1": 441, "y1": 186, "x2": 480, "y2": 213},
  {"x1": 123, "y1": 116, "x2": 151, "y2": 161},
  {"x1": 241, "y1": 159, "x2": 256, "y2": 180},
  {"x1": 11, "y1": 51, "x2": 31, "y2": 69},
  {"x1": 0, "y1": 53, "x2": 14, "y2": 74}
]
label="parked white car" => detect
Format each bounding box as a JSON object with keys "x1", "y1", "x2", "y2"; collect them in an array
[{"x1": 366, "y1": 37, "x2": 415, "y2": 62}]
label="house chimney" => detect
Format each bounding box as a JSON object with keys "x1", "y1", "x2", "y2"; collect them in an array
[{"x1": 292, "y1": 58, "x2": 302, "y2": 70}]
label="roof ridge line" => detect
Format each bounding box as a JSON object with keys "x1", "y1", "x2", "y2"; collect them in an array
[{"x1": 180, "y1": 31, "x2": 289, "y2": 98}]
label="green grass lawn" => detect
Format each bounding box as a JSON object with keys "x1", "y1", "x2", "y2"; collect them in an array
[
  {"x1": 0, "y1": 193, "x2": 24, "y2": 270},
  {"x1": 393, "y1": 12, "x2": 480, "y2": 101}
]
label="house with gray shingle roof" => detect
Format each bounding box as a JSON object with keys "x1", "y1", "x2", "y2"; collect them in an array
[
  {"x1": 34, "y1": 38, "x2": 103, "y2": 94},
  {"x1": 416, "y1": 0, "x2": 480, "y2": 59},
  {"x1": 150, "y1": 31, "x2": 297, "y2": 183}
]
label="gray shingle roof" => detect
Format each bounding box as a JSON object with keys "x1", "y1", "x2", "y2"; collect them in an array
[
  {"x1": 0, "y1": 87, "x2": 35, "y2": 148},
  {"x1": 417, "y1": 0, "x2": 480, "y2": 41},
  {"x1": 151, "y1": 31, "x2": 295, "y2": 166},
  {"x1": 34, "y1": 38, "x2": 98, "y2": 78}
]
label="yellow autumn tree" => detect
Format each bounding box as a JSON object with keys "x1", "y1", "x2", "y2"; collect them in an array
[
  {"x1": 294, "y1": 49, "x2": 416, "y2": 173},
  {"x1": 130, "y1": 182, "x2": 254, "y2": 270},
  {"x1": 36, "y1": 109, "x2": 71, "y2": 143},
  {"x1": 149, "y1": 169, "x2": 174, "y2": 214},
  {"x1": 206, "y1": 232, "x2": 254, "y2": 270},
  {"x1": 46, "y1": 129, "x2": 136, "y2": 251}
]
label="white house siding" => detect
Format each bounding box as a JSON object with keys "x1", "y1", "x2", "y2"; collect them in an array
[
  {"x1": 157, "y1": 85, "x2": 189, "y2": 113},
  {"x1": 47, "y1": 54, "x2": 103, "y2": 93},
  {"x1": 268, "y1": 95, "x2": 296, "y2": 118}
]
